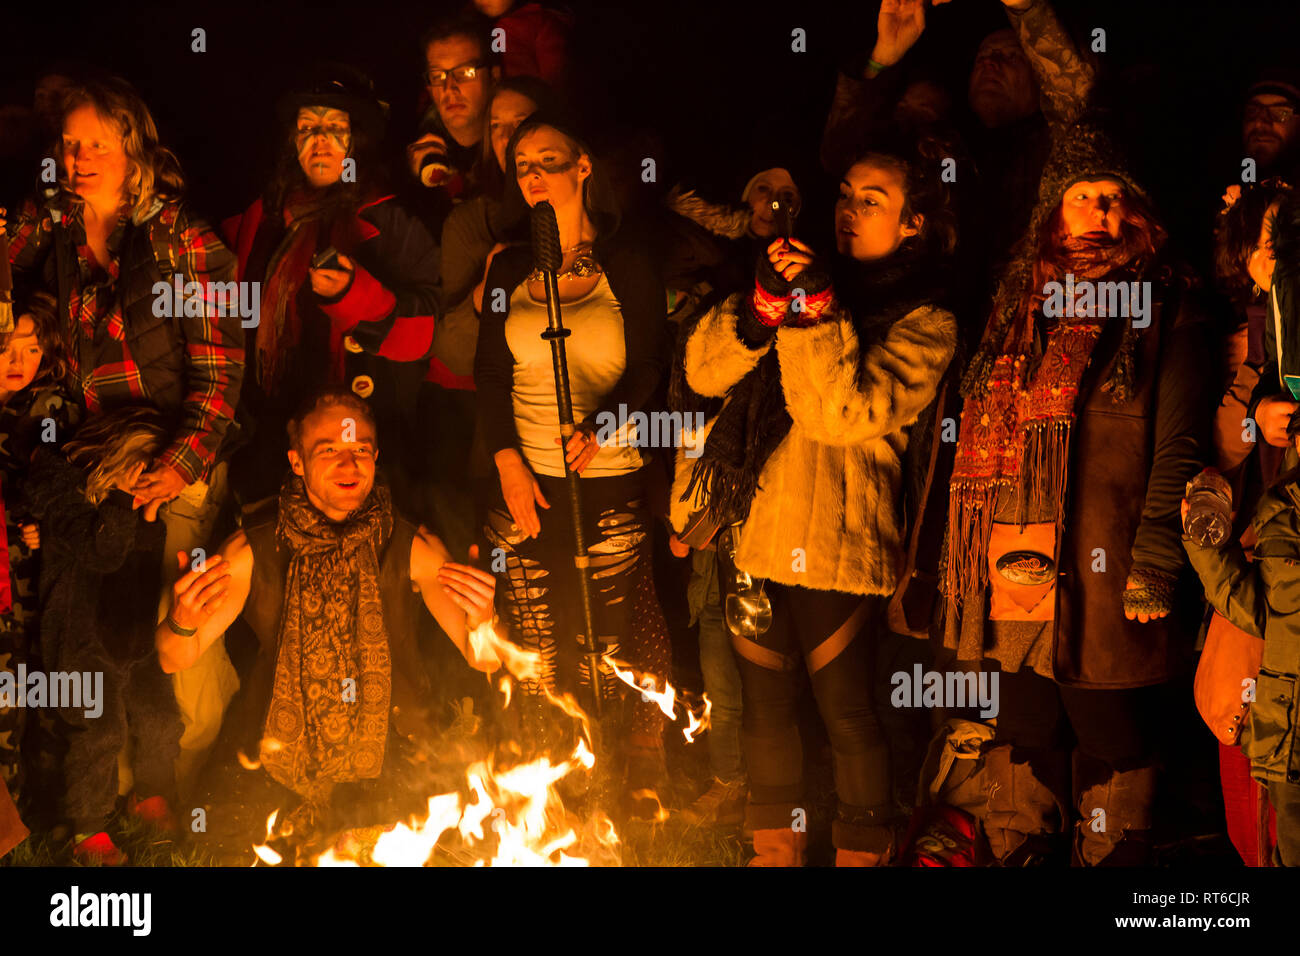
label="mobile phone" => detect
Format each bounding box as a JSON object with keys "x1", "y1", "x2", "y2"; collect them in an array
[{"x1": 312, "y1": 246, "x2": 342, "y2": 271}]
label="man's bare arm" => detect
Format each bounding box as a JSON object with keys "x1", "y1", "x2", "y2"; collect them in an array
[
  {"x1": 409, "y1": 528, "x2": 498, "y2": 672},
  {"x1": 156, "y1": 531, "x2": 253, "y2": 673}
]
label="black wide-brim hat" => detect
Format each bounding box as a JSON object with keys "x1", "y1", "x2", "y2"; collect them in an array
[{"x1": 276, "y1": 62, "x2": 389, "y2": 143}]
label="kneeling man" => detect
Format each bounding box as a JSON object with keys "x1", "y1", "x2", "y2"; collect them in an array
[{"x1": 156, "y1": 386, "x2": 498, "y2": 822}]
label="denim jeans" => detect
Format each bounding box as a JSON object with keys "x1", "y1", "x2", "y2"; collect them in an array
[{"x1": 690, "y1": 550, "x2": 744, "y2": 783}]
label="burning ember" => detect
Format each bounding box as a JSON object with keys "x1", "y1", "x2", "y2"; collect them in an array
[{"x1": 251, "y1": 622, "x2": 710, "y2": 866}]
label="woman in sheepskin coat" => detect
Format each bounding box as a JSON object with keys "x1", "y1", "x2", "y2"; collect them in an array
[{"x1": 669, "y1": 131, "x2": 960, "y2": 866}]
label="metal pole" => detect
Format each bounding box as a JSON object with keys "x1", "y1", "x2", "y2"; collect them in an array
[{"x1": 539, "y1": 269, "x2": 605, "y2": 719}]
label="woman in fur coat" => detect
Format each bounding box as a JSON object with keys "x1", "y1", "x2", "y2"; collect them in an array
[{"x1": 669, "y1": 131, "x2": 960, "y2": 866}]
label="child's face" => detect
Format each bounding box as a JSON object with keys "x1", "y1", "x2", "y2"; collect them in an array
[{"x1": 0, "y1": 316, "x2": 44, "y2": 397}]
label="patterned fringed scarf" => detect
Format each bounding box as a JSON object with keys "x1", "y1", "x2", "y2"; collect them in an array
[
  {"x1": 945, "y1": 237, "x2": 1141, "y2": 606},
  {"x1": 260, "y1": 475, "x2": 394, "y2": 804}
]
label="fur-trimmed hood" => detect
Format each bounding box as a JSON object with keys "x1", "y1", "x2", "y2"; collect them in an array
[{"x1": 666, "y1": 186, "x2": 753, "y2": 241}]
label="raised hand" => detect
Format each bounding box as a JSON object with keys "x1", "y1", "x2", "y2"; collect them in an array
[{"x1": 872, "y1": 0, "x2": 927, "y2": 69}]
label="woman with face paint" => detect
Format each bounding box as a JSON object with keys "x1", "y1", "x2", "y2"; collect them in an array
[
  {"x1": 668, "y1": 129, "x2": 960, "y2": 865},
  {"x1": 223, "y1": 64, "x2": 442, "y2": 508},
  {"x1": 473, "y1": 113, "x2": 675, "y2": 804}
]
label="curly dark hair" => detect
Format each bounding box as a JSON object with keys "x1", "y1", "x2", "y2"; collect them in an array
[{"x1": 847, "y1": 128, "x2": 961, "y2": 257}]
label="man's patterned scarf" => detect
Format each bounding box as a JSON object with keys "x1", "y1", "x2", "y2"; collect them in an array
[{"x1": 260, "y1": 474, "x2": 393, "y2": 804}]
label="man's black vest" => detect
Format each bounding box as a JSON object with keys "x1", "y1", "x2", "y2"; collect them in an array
[{"x1": 230, "y1": 498, "x2": 433, "y2": 758}]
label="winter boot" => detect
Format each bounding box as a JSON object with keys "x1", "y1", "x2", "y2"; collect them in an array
[
  {"x1": 1073, "y1": 751, "x2": 1157, "y2": 866},
  {"x1": 980, "y1": 743, "x2": 1069, "y2": 865},
  {"x1": 680, "y1": 777, "x2": 746, "y2": 826},
  {"x1": 749, "y1": 827, "x2": 807, "y2": 867}
]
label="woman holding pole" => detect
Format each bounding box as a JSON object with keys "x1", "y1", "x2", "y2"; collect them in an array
[{"x1": 473, "y1": 114, "x2": 673, "y2": 791}]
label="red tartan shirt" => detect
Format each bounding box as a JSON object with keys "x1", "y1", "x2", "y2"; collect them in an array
[{"x1": 9, "y1": 195, "x2": 244, "y2": 485}]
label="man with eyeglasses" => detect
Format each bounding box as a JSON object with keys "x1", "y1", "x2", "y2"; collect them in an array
[
  {"x1": 406, "y1": 13, "x2": 500, "y2": 218},
  {"x1": 1241, "y1": 73, "x2": 1300, "y2": 175}
]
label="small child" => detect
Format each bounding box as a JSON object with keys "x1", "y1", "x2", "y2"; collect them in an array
[
  {"x1": 0, "y1": 291, "x2": 78, "y2": 825},
  {"x1": 23, "y1": 405, "x2": 180, "y2": 865},
  {"x1": 1184, "y1": 406, "x2": 1300, "y2": 867}
]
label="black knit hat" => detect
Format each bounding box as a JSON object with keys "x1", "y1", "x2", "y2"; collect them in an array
[{"x1": 277, "y1": 62, "x2": 389, "y2": 142}]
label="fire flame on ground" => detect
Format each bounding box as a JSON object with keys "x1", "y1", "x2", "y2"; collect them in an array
[{"x1": 252, "y1": 622, "x2": 710, "y2": 867}]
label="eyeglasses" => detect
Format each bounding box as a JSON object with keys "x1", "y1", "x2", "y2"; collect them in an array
[
  {"x1": 425, "y1": 63, "x2": 486, "y2": 87},
  {"x1": 295, "y1": 124, "x2": 352, "y2": 151},
  {"x1": 1245, "y1": 104, "x2": 1298, "y2": 125},
  {"x1": 717, "y1": 525, "x2": 772, "y2": 638}
]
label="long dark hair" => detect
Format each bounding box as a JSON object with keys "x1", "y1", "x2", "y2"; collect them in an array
[{"x1": 1215, "y1": 179, "x2": 1292, "y2": 308}]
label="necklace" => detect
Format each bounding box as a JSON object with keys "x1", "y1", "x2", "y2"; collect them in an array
[{"x1": 528, "y1": 240, "x2": 600, "y2": 282}]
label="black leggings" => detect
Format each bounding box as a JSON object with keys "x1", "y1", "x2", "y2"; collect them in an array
[
  {"x1": 484, "y1": 469, "x2": 671, "y2": 738},
  {"x1": 734, "y1": 582, "x2": 892, "y2": 850}
]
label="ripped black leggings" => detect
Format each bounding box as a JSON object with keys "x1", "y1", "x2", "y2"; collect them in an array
[{"x1": 484, "y1": 469, "x2": 671, "y2": 740}]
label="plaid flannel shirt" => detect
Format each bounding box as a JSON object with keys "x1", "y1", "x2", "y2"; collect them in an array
[{"x1": 8, "y1": 196, "x2": 244, "y2": 485}]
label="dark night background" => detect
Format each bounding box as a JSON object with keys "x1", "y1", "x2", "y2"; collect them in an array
[
  {"x1": 3, "y1": 0, "x2": 1299, "y2": 266},
  {"x1": 1, "y1": 0, "x2": 1296, "y2": 868}
]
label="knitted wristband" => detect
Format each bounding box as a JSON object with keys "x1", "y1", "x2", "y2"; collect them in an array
[
  {"x1": 786, "y1": 286, "x2": 835, "y2": 327},
  {"x1": 751, "y1": 280, "x2": 790, "y2": 327}
]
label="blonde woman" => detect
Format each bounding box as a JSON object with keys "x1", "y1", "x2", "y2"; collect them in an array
[{"x1": 3, "y1": 74, "x2": 244, "y2": 801}]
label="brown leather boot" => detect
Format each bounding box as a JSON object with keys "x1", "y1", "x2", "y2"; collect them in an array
[
  {"x1": 1074, "y1": 753, "x2": 1157, "y2": 866},
  {"x1": 748, "y1": 828, "x2": 807, "y2": 866},
  {"x1": 981, "y1": 743, "x2": 1068, "y2": 864}
]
